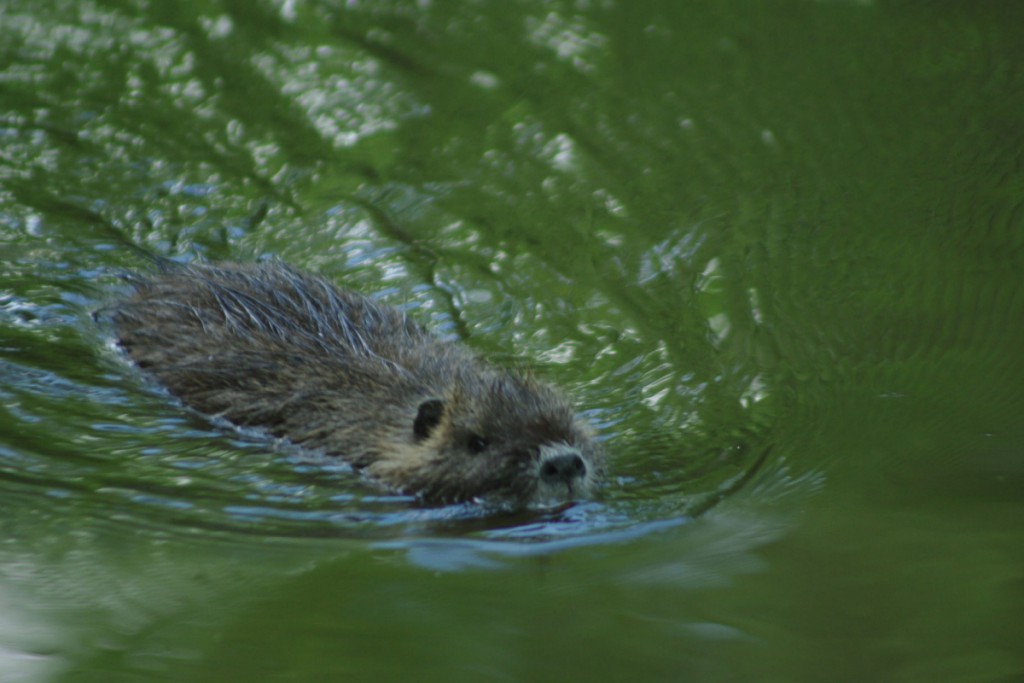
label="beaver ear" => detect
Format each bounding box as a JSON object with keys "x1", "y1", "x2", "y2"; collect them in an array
[{"x1": 413, "y1": 398, "x2": 445, "y2": 440}]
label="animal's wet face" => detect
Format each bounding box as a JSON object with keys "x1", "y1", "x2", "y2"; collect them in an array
[
  {"x1": 386, "y1": 381, "x2": 604, "y2": 505},
  {"x1": 409, "y1": 433, "x2": 601, "y2": 506}
]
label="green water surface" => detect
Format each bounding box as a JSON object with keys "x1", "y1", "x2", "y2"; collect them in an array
[{"x1": 1, "y1": 0, "x2": 1022, "y2": 681}]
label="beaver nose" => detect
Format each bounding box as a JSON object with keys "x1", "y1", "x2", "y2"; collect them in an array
[{"x1": 539, "y1": 452, "x2": 587, "y2": 485}]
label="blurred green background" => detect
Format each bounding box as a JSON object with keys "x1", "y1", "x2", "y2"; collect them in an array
[{"x1": 1, "y1": 0, "x2": 1021, "y2": 681}]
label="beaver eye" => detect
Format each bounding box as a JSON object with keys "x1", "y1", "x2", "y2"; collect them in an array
[{"x1": 467, "y1": 434, "x2": 489, "y2": 454}]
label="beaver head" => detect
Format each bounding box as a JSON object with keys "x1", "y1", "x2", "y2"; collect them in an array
[{"x1": 363, "y1": 369, "x2": 604, "y2": 506}]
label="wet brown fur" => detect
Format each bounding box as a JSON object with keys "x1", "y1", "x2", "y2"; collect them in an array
[{"x1": 109, "y1": 261, "x2": 604, "y2": 505}]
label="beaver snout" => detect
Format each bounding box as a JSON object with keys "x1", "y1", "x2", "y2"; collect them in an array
[{"x1": 539, "y1": 447, "x2": 588, "y2": 486}]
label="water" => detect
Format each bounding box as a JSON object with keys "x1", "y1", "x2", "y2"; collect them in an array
[{"x1": 2, "y1": 0, "x2": 1022, "y2": 681}]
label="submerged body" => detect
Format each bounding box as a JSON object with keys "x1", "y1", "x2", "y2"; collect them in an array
[{"x1": 110, "y1": 262, "x2": 603, "y2": 505}]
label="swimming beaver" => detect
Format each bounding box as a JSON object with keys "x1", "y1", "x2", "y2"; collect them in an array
[{"x1": 110, "y1": 261, "x2": 604, "y2": 505}]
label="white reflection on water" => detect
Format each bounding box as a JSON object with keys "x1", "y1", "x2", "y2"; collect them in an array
[
  {"x1": 0, "y1": 587, "x2": 61, "y2": 683},
  {"x1": 525, "y1": 10, "x2": 608, "y2": 74},
  {"x1": 250, "y1": 44, "x2": 426, "y2": 149}
]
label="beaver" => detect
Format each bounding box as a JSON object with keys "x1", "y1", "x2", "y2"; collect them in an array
[{"x1": 109, "y1": 261, "x2": 604, "y2": 505}]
